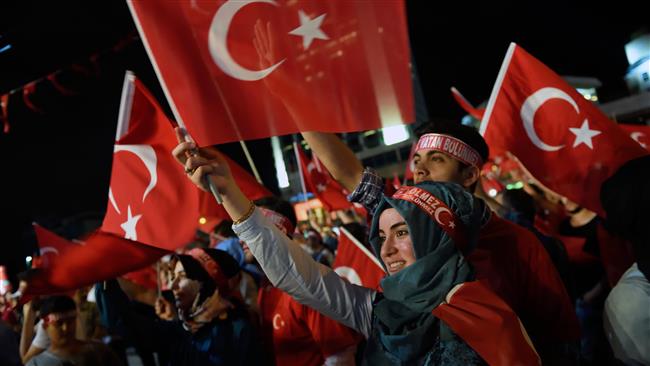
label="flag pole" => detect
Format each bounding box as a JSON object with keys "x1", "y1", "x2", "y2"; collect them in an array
[{"x1": 239, "y1": 141, "x2": 263, "y2": 184}]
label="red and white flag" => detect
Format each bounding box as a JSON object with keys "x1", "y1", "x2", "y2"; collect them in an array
[
  {"x1": 25, "y1": 73, "x2": 193, "y2": 296},
  {"x1": 333, "y1": 227, "x2": 385, "y2": 290},
  {"x1": 479, "y1": 43, "x2": 648, "y2": 215},
  {"x1": 619, "y1": 124, "x2": 650, "y2": 150},
  {"x1": 295, "y1": 143, "x2": 351, "y2": 211},
  {"x1": 32, "y1": 223, "x2": 80, "y2": 269},
  {"x1": 127, "y1": 0, "x2": 414, "y2": 146},
  {"x1": 101, "y1": 72, "x2": 199, "y2": 249},
  {"x1": 451, "y1": 87, "x2": 485, "y2": 120}
]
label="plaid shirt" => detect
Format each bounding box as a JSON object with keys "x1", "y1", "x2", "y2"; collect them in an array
[{"x1": 347, "y1": 167, "x2": 384, "y2": 214}]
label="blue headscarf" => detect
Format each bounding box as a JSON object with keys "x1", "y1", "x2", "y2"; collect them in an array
[{"x1": 363, "y1": 181, "x2": 489, "y2": 364}]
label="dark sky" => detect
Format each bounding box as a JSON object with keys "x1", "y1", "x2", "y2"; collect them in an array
[{"x1": 0, "y1": 1, "x2": 647, "y2": 280}]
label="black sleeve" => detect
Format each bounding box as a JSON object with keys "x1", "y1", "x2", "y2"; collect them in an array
[{"x1": 95, "y1": 279, "x2": 179, "y2": 352}]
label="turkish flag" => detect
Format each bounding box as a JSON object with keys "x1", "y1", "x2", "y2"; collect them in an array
[
  {"x1": 432, "y1": 281, "x2": 541, "y2": 366},
  {"x1": 479, "y1": 43, "x2": 648, "y2": 215},
  {"x1": 101, "y1": 72, "x2": 200, "y2": 250},
  {"x1": 451, "y1": 87, "x2": 485, "y2": 120},
  {"x1": 333, "y1": 227, "x2": 385, "y2": 290},
  {"x1": 295, "y1": 143, "x2": 351, "y2": 211},
  {"x1": 619, "y1": 123, "x2": 650, "y2": 151},
  {"x1": 199, "y1": 153, "x2": 272, "y2": 222},
  {"x1": 26, "y1": 231, "x2": 168, "y2": 296},
  {"x1": 127, "y1": 0, "x2": 414, "y2": 146},
  {"x1": 32, "y1": 223, "x2": 80, "y2": 269}
]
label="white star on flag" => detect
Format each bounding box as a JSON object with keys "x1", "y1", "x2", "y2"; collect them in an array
[
  {"x1": 569, "y1": 119, "x2": 601, "y2": 149},
  {"x1": 120, "y1": 205, "x2": 142, "y2": 241},
  {"x1": 289, "y1": 10, "x2": 329, "y2": 50},
  {"x1": 448, "y1": 221, "x2": 456, "y2": 229}
]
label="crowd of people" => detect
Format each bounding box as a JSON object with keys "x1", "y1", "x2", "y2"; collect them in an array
[
  {"x1": 2, "y1": 20, "x2": 649, "y2": 366},
  {"x1": 1, "y1": 117, "x2": 649, "y2": 365}
]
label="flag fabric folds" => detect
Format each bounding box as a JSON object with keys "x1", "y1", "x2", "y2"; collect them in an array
[
  {"x1": 127, "y1": 0, "x2": 414, "y2": 146},
  {"x1": 479, "y1": 43, "x2": 647, "y2": 215}
]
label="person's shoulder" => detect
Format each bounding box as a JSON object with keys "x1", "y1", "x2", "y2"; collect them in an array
[
  {"x1": 26, "y1": 350, "x2": 63, "y2": 366},
  {"x1": 480, "y1": 214, "x2": 541, "y2": 246}
]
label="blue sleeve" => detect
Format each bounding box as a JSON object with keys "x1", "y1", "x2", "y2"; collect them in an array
[{"x1": 347, "y1": 167, "x2": 385, "y2": 214}]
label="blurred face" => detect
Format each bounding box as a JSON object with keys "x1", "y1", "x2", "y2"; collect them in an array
[
  {"x1": 170, "y1": 261, "x2": 201, "y2": 312},
  {"x1": 45, "y1": 315, "x2": 77, "y2": 347},
  {"x1": 239, "y1": 241, "x2": 255, "y2": 264},
  {"x1": 412, "y1": 150, "x2": 476, "y2": 189},
  {"x1": 378, "y1": 208, "x2": 417, "y2": 275}
]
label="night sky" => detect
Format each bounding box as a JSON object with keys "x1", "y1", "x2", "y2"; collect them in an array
[{"x1": 0, "y1": 1, "x2": 647, "y2": 281}]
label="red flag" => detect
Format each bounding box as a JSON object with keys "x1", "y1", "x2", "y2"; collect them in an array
[
  {"x1": 127, "y1": 1, "x2": 414, "y2": 146},
  {"x1": 101, "y1": 72, "x2": 199, "y2": 250},
  {"x1": 450, "y1": 87, "x2": 485, "y2": 120},
  {"x1": 26, "y1": 231, "x2": 168, "y2": 296},
  {"x1": 403, "y1": 142, "x2": 417, "y2": 181},
  {"x1": 199, "y1": 153, "x2": 272, "y2": 222},
  {"x1": 32, "y1": 223, "x2": 80, "y2": 269},
  {"x1": 479, "y1": 43, "x2": 648, "y2": 215},
  {"x1": 333, "y1": 227, "x2": 385, "y2": 290},
  {"x1": 295, "y1": 143, "x2": 351, "y2": 211},
  {"x1": 619, "y1": 123, "x2": 650, "y2": 150}
]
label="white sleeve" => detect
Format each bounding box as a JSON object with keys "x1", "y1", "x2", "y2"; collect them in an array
[
  {"x1": 31, "y1": 320, "x2": 50, "y2": 349},
  {"x1": 233, "y1": 208, "x2": 375, "y2": 338},
  {"x1": 324, "y1": 345, "x2": 357, "y2": 366}
]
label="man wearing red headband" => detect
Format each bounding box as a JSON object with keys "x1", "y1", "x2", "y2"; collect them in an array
[
  {"x1": 25, "y1": 295, "x2": 120, "y2": 366},
  {"x1": 95, "y1": 248, "x2": 260, "y2": 365},
  {"x1": 300, "y1": 120, "x2": 579, "y2": 363}
]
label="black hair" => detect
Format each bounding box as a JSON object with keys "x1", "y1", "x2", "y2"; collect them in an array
[
  {"x1": 414, "y1": 119, "x2": 489, "y2": 191},
  {"x1": 17, "y1": 268, "x2": 40, "y2": 283},
  {"x1": 254, "y1": 196, "x2": 297, "y2": 229},
  {"x1": 213, "y1": 220, "x2": 235, "y2": 238},
  {"x1": 176, "y1": 248, "x2": 240, "y2": 303},
  {"x1": 501, "y1": 188, "x2": 536, "y2": 222},
  {"x1": 39, "y1": 295, "x2": 76, "y2": 318},
  {"x1": 601, "y1": 155, "x2": 650, "y2": 278}
]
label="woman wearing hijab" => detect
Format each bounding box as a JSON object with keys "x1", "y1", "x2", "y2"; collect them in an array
[
  {"x1": 175, "y1": 142, "x2": 540, "y2": 365},
  {"x1": 95, "y1": 248, "x2": 260, "y2": 365}
]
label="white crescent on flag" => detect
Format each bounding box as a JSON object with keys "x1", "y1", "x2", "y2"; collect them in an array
[
  {"x1": 520, "y1": 87, "x2": 574, "y2": 152},
  {"x1": 208, "y1": 0, "x2": 285, "y2": 81}
]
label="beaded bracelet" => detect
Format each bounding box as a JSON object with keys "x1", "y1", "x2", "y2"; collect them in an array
[{"x1": 233, "y1": 201, "x2": 256, "y2": 225}]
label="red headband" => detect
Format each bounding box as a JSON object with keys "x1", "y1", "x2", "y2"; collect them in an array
[
  {"x1": 392, "y1": 186, "x2": 469, "y2": 253},
  {"x1": 42, "y1": 310, "x2": 77, "y2": 327},
  {"x1": 187, "y1": 248, "x2": 229, "y2": 293},
  {"x1": 260, "y1": 208, "x2": 294, "y2": 236},
  {"x1": 415, "y1": 133, "x2": 483, "y2": 168}
]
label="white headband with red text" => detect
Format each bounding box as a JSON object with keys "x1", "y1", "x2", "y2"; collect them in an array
[
  {"x1": 392, "y1": 186, "x2": 469, "y2": 253},
  {"x1": 414, "y1": 133, "x2": 483, "y2": 168}
]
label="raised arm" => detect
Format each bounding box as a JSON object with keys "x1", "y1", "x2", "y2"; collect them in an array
[
  {"x1": 252, "y1": 20, "x2": 365, "y2": 192},
  {"x1": 172, "y1": 133, "x2": 375, "y2": 337}
]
